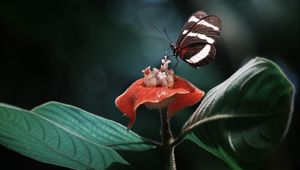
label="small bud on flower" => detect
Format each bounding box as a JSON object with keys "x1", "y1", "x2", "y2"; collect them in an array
[{"x1": 143, "y1": 57, "x2": 174, "y2": 88}]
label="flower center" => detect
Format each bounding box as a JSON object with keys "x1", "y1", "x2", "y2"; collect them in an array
[{"x1": 143, "y1": 56, "x2": 174, "y2": 88}]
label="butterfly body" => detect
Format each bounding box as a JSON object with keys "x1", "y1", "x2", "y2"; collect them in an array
[{"x1": 171, "y1": 11, "x2": 222, "y2": 68}]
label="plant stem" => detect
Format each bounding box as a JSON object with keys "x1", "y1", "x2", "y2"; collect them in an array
[{"x1": 160, "y1": 109, "x2": 176, "y2": 170}]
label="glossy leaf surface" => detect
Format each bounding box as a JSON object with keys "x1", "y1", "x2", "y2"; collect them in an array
[
  {"x1": 32, "y1": 101, "x2": 155, "y2": 151},
  {"x1": 0, "y1": 103, "x2": 128, "y2": 170},
  {"x1": 182, "y1": 57, "x2": 294, "y2": 169}
]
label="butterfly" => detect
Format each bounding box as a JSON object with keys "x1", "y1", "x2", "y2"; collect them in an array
[{"x1": 170, "y1": 11, "x2": 222, "y2": 68}]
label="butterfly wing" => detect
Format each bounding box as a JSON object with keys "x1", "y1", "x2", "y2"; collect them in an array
[
  {"x1": 179, "y1": 44, "x2": 216, "y2": 68},
  {"x1": 176, "y1": 11, "x2": 208, "y2": 45},
  {"x1": 176, "y1": 11, "x2": 221, "y2": 67}
]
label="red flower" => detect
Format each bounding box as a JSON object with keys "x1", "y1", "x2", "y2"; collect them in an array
[{"x1": 115, "y1": 58, "x2": 205, "y2": 129}]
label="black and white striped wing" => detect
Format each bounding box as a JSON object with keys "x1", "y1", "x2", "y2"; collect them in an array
[
  {"x1": 176, "y1": 11, "x2": 221, "y2": 67},
  {"x1": 179, "y1": 44, "x2": 216, "y2": 68},
  {"x1": 176, "y1": 11, "x2": 208, "y2": 45}
]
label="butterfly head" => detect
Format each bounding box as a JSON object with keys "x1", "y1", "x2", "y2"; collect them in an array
[{"x1": 169, "y1": 43, "x2": 178, "y2": 56}]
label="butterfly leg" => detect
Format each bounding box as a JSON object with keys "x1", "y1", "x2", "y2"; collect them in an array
[
  {"x1": 173, "y1": 55, "x2": 179, "y2": 71},
  {"x1": 164, "y1": 46, "x2": 171, "y2": 56}
]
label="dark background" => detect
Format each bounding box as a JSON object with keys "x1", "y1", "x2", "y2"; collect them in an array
[{"x1": 0, "y1": 0, "x2": 299, "y2": 169}]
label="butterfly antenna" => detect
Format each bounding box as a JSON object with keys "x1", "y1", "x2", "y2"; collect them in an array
[
  {"x1": 163, "y1": 28, "x2": 179, "y2": 69},
  {"x1": 153, "y1": 26, "x2": 172, "y2": 45},
  {"x1": 153, "y1": 26, "x2": 172, "y2": 58},
  {"x1": 153, "y1": 25, "x2": 164, "y2": 36},
  {"x1": 163, "y1": 28, "x2": 172, "y2": 44},
  {"x1": 163, "y1": 28, "x2": 173, "y2": 58}
]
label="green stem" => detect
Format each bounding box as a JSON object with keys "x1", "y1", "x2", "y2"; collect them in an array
[{"x1": 160, "y1": 109, "x2": 176, "y2": 170}]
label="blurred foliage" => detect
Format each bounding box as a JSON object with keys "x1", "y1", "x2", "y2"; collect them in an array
[{"x1": 0, "y1": 0, "x2": 299, "y2": 169}]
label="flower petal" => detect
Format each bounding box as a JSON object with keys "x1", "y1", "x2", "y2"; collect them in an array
[
  {"x1": 115, "y1": 79, "x2": 143, "y2": 129},
  {"x1": 115, "y1": 76, "x2": 205, "y2": 128},
  {"x1": 167, "y1": 76, "x2": 205, "y2": 117}
]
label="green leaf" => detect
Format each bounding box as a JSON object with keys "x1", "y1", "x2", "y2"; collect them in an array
[
  {"x1": 32, "y1": 101, "x2": 156, "y2": 151},
  {"x1": 186, "y1": 133, "x2": 241, "y2": 170},
  {"x1": 0, "y1": 103, "x2": 128, "y2": 170},
  {"x1": 181, "y1": 57, "x2": 294, "y2": 170}
]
